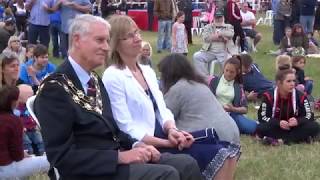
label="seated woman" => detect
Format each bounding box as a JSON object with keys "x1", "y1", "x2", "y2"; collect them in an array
[
  {"x1": 257, "y1": 69, "x2": 320, "y2": 145},
  {"x1": 0, "y1": 86, "x2": 50, "y2": 178},
  {"x1": 1, "y1": 52, "x2": 23, "y2": 87},
  {"x1": 19, "y1": 44, "x2": 56, "y2": 91},
  {"x1": 2, "y1": 35, "x2": 26, "y2": 63},
  {"x1": 159, "y1": 53, "x2": 240, "y2": 144},
  {"x1": 209, "y1": 56, "x2": 258, "y2": 135},
  {"x1": 103, "y1": 15, "x2": 240, "y2": 180}
]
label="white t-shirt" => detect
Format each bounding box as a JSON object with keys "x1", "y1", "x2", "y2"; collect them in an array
[{"x1": 240, "y1": 10, "x2": 255, "y2": 29}]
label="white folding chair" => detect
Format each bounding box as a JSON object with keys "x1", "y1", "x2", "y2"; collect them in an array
[
  {"x1": 263, "y1": 10, "x2": 273, "y2": 26},
  {"x1": 26, "y1": 95, "x2": 60, "y2": 179},
  {"x1": 26, "y1": 96, "x2": 40, "y2": 129},
  {"x1": 191, "y1": 16, "x2": 200, "y2": 36}
]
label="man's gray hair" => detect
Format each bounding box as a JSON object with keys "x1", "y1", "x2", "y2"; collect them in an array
[{"x1": 68, "y1": 14, "x2": 110, "y2": 48}]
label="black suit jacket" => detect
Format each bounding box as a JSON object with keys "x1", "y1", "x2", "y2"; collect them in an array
[{"x1": 34, "y1": 60, "x2": 137, "y2": 180}]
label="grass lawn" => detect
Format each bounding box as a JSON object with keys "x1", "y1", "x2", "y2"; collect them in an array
[{"x1": 34, "y1": 25, "x2": 320, "y2": 180}]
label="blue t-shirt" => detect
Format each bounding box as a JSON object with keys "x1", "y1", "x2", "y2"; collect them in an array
[
  {"x1": 242, "y1": 64, "x2": 274, "y2": 94},
  {"x1": 19, "y1": 59, "x2": 56, "y2": 85}
]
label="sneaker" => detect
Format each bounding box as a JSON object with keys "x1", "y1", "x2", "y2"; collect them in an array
[{"x1": 240, "y1": 50, "x2": 248, "y2": 54}]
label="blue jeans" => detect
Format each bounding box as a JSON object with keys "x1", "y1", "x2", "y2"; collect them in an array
[
  {"x1": 157, "y1": 20, "x2": 172, "y2": 51},
  {"x1": 230, "y1": 113, "x2": 257, "y2": 135},
  {"x1": 300, "y1": 16, "x2": 315, "y2": 33},
  {"x1": 23, "y1": 129, "x2": 45, "y2": 155},
  {"x1": 305, "y1": 80, "x2": 313, "y2": 95},
  {"x1": 50, "y1": 22, "x2": 61, "y2": 57},
  {"x1": 28, "y1": 24, "x2": 50, "y2": 47}
]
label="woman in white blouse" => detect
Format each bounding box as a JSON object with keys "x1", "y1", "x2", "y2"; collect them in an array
[{"x1": 102, "y1": 15, "x2": 240, "y2": 180}]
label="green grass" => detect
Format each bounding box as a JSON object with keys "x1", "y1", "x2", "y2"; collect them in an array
[{"x1": 32, "y1": 25, "x2": 320, "y2": 180}]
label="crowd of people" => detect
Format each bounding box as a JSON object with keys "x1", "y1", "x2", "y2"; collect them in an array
[{"x1": 0, "y1": 0, "x2": 320, "y2": 179}]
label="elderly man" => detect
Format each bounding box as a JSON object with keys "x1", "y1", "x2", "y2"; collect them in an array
[
  {"x1": 240, "y1": 2, "x2": 262, "y2": 51},
  {"x1": 193, "y1": 11, "x2": 235, "y2": 77},
  {"x1": 34, "y1": 14, "x2": 201, "y2": 180}
]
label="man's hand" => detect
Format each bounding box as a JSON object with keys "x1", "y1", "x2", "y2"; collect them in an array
[
  {"x1": 288, "y1": 117, "x2": 298, "y2": 127},
  {"x1": 143, "y1": 145, "x2": 161, "y2": 162},
  {"x1": 280, "y1": 120, "x2": 290, "y2": 130},
  {"x1": 134, "y1": 143, "x2": 161, "y2": 163},
  {"x1": 118, "y1": 147, "x2": 151, "y2": 164}
]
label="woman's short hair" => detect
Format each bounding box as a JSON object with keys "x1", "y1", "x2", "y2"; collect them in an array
[
  {"x1": 107, "y1": 15, "x2": 138, "y2": 69},
  {"x1": 158, "y1": 53, "x2": 206, "y2": 94},
  {"x1": 7, "y1": 35, "x2": 20, "y2": 48},
  {"x1": 0, "y1": 53, "x2": 19, "y2": 88},
  {"x1": 0, "y1": 85, "x2": 19, "y2": 113}
]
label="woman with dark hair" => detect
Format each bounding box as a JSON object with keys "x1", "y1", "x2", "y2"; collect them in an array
[
  {"x1": 0, "y1": 86, "x2": 50, "y2": 178},
  {"x1": 0, "y1": 52, "x2": 23, "y2": 88},
  {"x1": 160, "y1": 53, "x2": 240, "y2": 144},
  {"x1": 209, "y1": 56, "x2": 257, "y2": 135},
  {"x1": 257, "y1": 69, "x2": 320, "y2": 145},
  {"x1": 290, "y1": 23, "x2": 309, "y2": 53},
  {"x1": 103, "y1": 15, "x2": 240, "y2": 180}
]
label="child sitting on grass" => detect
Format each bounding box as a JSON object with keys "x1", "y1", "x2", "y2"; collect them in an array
[
  {"x1": 15, "y1": 84, "x2": 45, "y2": 156},
  {"x1": 275, "y1": 54, "x2": 292, "y2": 71},
  {"x1": 0, "y1": 86, "x2": 49, "y2": 179},
  {"x1": 292, "y1": 56, "x2": 313, "y2": 95},
  {"x1": 138, "y1": 41, "x2": 153, "y2": 67}
]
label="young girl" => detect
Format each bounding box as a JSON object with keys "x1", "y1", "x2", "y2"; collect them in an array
[
  {"x1": 292, "y1": 56, "x2": 313, "y2": 95},
  {"x1": 209, "y1": 56, "x2": 258, "y2": 135},
  {"x1": 0, "y1": 86, "x2": 49, "y2": 178},
  {"x1": 138, "y1": 41, "x2": 152, "y2": 67},
  {"x1": 257, "y1": 69, "x2": 319, "y2": 145},
  {"x1": 171, "y1": 11, "x2": 188, "y2": 55}
]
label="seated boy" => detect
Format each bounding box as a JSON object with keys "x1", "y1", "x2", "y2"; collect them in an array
[
  {"x1": 19, "y1": 44, "x2": 56, "y2": 92},
  {"x1": 240, "y1": 54, "x2": 274, "y2": 101}
]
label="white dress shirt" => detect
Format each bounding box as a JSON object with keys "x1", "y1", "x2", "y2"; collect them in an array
[{"x1": 102, "y1": 64, "x2": 175, "y2": 141}]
